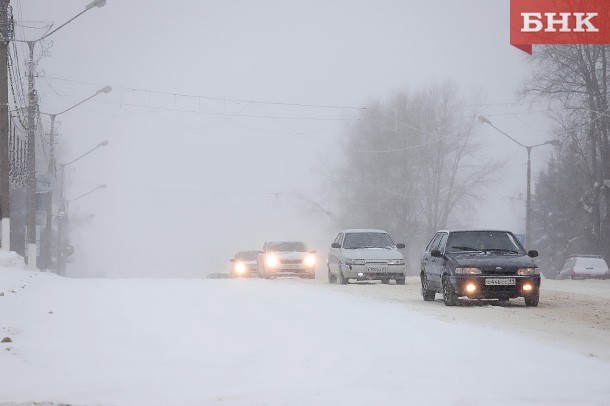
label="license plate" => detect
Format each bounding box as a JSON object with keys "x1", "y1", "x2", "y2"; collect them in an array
[
  {"x1": 367, "y1": 267, "x2": 388, "y2": 272},
  {"x1": 485, "y1": 278, "x2": 516, "y2": 286}
]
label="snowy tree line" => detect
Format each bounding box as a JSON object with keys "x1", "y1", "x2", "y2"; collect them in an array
[{"x1": 526, "y1": 45, "x2": 610, "y2": 275}]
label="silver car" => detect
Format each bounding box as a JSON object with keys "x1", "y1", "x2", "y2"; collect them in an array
[{"x1": 327, "y1": 229, "x2": 406, "y2": 284}]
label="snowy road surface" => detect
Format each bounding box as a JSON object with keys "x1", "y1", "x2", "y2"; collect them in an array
[{"x1": 1, "y1": 269, "x2": 610, "y2": 406}]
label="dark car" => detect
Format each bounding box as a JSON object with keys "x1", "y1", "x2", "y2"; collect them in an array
[
  {"x1": 420, "y1": 230, "x2": 541, "y2": 307},
  {"x1": 230, "y1": 250, "x2": 260, "y2": 278}
]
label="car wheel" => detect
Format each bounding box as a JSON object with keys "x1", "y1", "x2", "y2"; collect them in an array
[
  {"x1": 381, "y1": 279, "x2": 390, "y2": 284},
  {"x1": 420, "y1": 273, "x2": 435, "y2": 301},
  {"x1": 442, "y1": 275, "x2": 458, "y2": 306},
  {"x1": 337, "y1": 270, "x2": 348, "y2": 285},
  {"x1": 395, "y1": 278, "x2": 406, "y2": 285},
  {"x1": 328, "y1": 267, "x2": 336, "y2": 284},
  {"x1": 524, "y1": 291, "x2": 539, "y2": 307}
]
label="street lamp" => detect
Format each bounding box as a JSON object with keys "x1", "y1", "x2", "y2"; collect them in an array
[
  {"x1": 56, "y1": 142, "x2": 108, "y2": 275},
  {"x1": 40, "y1": 87, "x2": 111, "y2": 271},
  {"x1": 478, "y1": 115, "x2": 559, "y2": 248},
  {"x1": 59, "y1": 184, "x2": 106, "y2": 276},
  {"x1": 17, "y1": 1, "x2": 107, "y2": 270}
]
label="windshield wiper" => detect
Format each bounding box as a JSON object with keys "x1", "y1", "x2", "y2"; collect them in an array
[
  {"x1": 483, "y1": 248, "x2": 520, "y2": 255},
  {"x1": 450, "y1": 246, "x2": 484, "y2": 252}
]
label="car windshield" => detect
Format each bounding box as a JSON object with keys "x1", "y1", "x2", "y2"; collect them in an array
[
  {"x1": 446, "y1": 231, "x2": 525, "y2": 254},
  {"x1": 267, "y1": 242, "x2": 308, "y2": 252},
  {"x1": 235, "y1": 251, "x2": 258, "y2": 261},
  {"x1": 343, "y1": 232, "x2": 395, "y2": 249}
]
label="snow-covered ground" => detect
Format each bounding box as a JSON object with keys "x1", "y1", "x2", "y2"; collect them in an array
[{"x1": 1, "y1": 267, "x2": 610, "y2": 406}]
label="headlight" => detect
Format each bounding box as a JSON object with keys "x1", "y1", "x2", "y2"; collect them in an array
[
  {"x1": 387, "y1": 259, "x2": 405, "y2": 265},
  {"x1": 303, "y1": 254, "x2": 316, "y2": 267},
  {"x1": 517, "y1": 267, "x2": 539, "y2": 276},
  {"x1": 345, "y1": 259, "x2": 366, "y2": 265},
  {"x1": 234, "y1": 262, "x2": 247, "y2": 274},
  {"x1": 455, "y1": 267, "x2": 482, "y2": 275},
  {"x1": 265, "y1": 254, "x2": 279, "y2": 268}
]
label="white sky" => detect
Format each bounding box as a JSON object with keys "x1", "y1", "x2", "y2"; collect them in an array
[{"x1": 17, "y1": 0, "x2": 555, "y2": 277}]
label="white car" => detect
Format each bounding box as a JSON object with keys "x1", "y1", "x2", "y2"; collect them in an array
[
  {"x1": 557, "y1": 255, "x2": 610, "y2": 279},
  {"x1": 327, "y1": 229, "x2": 406, "y2": 284},
  {"x1": 257, "y1": 241, "x2": 316, "y2": 279}
]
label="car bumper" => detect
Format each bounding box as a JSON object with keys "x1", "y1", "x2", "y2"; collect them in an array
[
  {"x1": 449, "y1": 275, "x2": 540, "y2": 299},
  {"x1": 343, "y1": 264, "x2": 406, "y2": 280},
  {"x1": 267, "y1": 267, "x2": 315, "y2": 277}
]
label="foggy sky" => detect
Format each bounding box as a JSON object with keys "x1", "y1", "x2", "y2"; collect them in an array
[{"x1": 19, "y1": 0, "x2": 553, "y2": 277}]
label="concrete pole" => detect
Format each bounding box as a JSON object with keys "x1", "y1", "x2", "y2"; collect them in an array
[
  {"x1": 0, "y1": 2, "x2": 10, "y2": 252},
  {"x1": 526, "y1": 147, "x2": 532, "y2": 250},
  {"x1": 26, "y1": 41, "x2": 36, "y2": 270}
]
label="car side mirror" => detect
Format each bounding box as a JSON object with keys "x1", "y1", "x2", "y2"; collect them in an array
[
  {"x1": 528, "y1": 250, "x2": 539, "y2": 258},
  {"x1": 331, "y1": 243, "x2": 341, "y2": 249},
  {"x1": 396, "y1": 243, "x2": 406, "y2": 249},
  {"x1": 430, "y1": 249, "x2": 443, "y2": 258}
]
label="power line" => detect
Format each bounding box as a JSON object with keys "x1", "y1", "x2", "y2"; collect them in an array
[{"x1": 38, "y1": 74, "x2": 367, "y2": 111}]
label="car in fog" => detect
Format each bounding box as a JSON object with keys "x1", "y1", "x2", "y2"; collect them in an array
[
  {"x1": 556, "y1": 255, "x2": 610, "y2": 280},
  {"x1": 420, "y1": 230, "x2": 541, "y2": 306},
  {"x1": 327, "y1": 229, "x2": 406, "y2": 284},
  {"x1": 257, "y1": 241, "x2": 316, "y2": 279},
  {"x1": 230, "y1": 250, "x2": 260, "y2": 278}
]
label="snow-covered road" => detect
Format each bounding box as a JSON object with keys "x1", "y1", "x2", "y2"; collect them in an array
[{"x1": 1, "y1": 269, "x2": 610, "y2": 406}]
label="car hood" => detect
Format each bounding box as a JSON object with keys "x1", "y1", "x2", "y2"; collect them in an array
[
  {"x1": 342, "y1": 248, "x2": 403, "y2": 261},
  {"x1": 236, "y1": 259, "x2": 257, "y2": 266},
  {"x1": 448, "y1": 253, "x2": 535, "y2": 269},
  {"x1": 269, "y1": 251, "x2": 309, "y2": 260}
]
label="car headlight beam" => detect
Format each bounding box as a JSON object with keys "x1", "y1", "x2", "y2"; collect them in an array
[
  {"x1": 303, "y1": 254, "x2": 316, "y2": 267},
  {"x1": 234, "y1": 262, "x2": 247, "y2": 274},
  {"x1": 265, "y1": 254, "x2": 279, "y2": 268}
]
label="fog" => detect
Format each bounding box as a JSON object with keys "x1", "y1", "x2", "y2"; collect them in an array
[{"x1": 20, "y1": 0, "x2": 553, "y2": 278}]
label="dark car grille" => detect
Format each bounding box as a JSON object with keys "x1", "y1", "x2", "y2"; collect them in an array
[
  {"x1": 480, "y1": 266, "x2": 519, "y2": 276},
  {"x1": 280, "y1": 259, "x2": 302, "y2": 265}
]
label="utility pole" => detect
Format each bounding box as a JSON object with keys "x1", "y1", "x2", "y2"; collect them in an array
[
  {"x1": 0, "y1": 0, "x2": 12, "y2": 252},
  {"x1": 26, "y1": 41, "x2": 37, "y2": 269}
]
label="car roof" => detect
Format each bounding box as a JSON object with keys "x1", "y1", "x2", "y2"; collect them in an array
[
  {"x1": 265, "y1": 240, "x2": 306, "y2": 244},
  {"x1": 341, "y1": 229, "x2": 389, "y2": 234},
  {"x1": 435, "y1": 229, "x2": 515, "y2": 234}
]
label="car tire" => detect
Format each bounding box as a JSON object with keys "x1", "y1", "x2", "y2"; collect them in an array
[
  {"x1": 420, "y1": 273, "x2": 435, "y2": 301},
  {"x1": 395, "y1": 278, "x2": 406, "y2": 285},
  {"x1": 442, "y1": 275, "x2": 458, "y2": 306},
  {"x1": 337, "y1": 269, "x2": 348, "y2": 285},
  {"x1": 524, "y1": 291, "x2": 539, "y2": 307},
  {"x1": 381, "y1": 279, "x2": 390, "y2": 284},
  {"x1": 328, "y1": 267, "x2": 336, "y2": 284}
]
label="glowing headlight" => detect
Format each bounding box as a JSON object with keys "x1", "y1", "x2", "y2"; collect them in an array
[
  {"x1": 345, "y1": 259, "x2": 366, "y2": 265},
  {"x1": 455, "y1": 267, "x2": 482, "y2": 275},
  {"x1": 303, "y1": 254, "x2": 316, "y2": 267},
  {"x1": 517, "y1": 268, "x2": 539, "y2": 276},
  {"x1": 265, "y1": 254, "x2": 279, "y2": 268},
  {"x1": 234, "y1": 262, "x2": 246, "y2": 274},
  {"x1": 387, "y1": 259, "x2": 405, "y2": 265}
]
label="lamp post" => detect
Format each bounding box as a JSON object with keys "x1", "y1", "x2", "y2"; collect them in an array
[
  {"x1": 40, "y1": 86, "x2": 111, "y2": 271},
  {"x1": 59, "y1": 184, "x2": 106, "y2": 276},
  {"x1": 20, "y1": 0, "x2": 106, "y2": 270},
  {"x1": 57, "y1": 141, "x2": 108, "y2": 275},
  {"x1": 478, "y1": 116, "x2": 559, "y2": 248}
]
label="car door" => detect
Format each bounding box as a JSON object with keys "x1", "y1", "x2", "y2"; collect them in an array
[
  {"x1": 422, "y1": 233, "x2": 443, "y2": 289},
  {"x1": 328, "y1": 233, "x2": 343, "y2": 275}
]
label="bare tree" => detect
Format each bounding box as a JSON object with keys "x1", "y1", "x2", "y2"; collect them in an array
[{"x1": 325, "y1": 81, "x2": 498, "y2": 272}]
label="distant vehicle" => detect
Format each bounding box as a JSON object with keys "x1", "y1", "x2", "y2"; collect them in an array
[
  {"x1": 420, "y1": 230, "x2": 541, "y2": 307},
  {"x1": 327, "y1": 229, "x2": 406, "y2": 285},
  {"x1": 230, "y1": 250, "x2": 260, "y2": 278},
  {"x1": 257, "y1": 241, "x2": 316, "y2": 279},
  {"x1": 557, "y1": 255, "x2": 610, "y2": 280}
]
